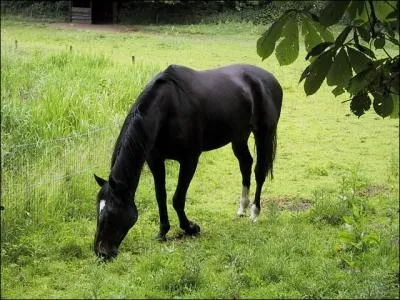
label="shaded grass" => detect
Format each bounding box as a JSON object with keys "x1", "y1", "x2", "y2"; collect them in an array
[{"x1": 1, "y1": 18, "x2": 399, "y2": 299}]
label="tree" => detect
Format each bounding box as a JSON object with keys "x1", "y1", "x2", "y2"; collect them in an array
[{"x1": 257, "y1": 0, "x2": 399, "y2": 118}]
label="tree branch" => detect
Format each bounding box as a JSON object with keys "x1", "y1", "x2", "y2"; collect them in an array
[
  {"x1": 382, "y1": 47, "x2": 393, "y2": 59},
  {"x1": 367, "y1": 0, "x2": 377, "y2": 38}
]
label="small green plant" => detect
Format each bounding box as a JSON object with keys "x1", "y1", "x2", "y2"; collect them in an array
[
  {"x1": 309, "y1": 189, "x2": 348, "y2": 226},
  {"x1": 334, "y1": 190, "x2": 380, "y2": 270}
]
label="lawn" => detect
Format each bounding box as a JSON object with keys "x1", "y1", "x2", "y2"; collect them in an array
[{"x1": 1, "y1": 17, "x2": 399, "y2": 299}]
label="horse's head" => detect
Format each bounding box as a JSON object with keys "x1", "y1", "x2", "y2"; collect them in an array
[{"x1": 93, "y1": 174, "x2": 138, "y2": 260}]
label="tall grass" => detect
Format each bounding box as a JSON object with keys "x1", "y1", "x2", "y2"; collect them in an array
[
  {"x1": 0, "y1": 46, "x2": 163, "y2": 246},
  {"x1": 1, "y1": 47, "x2": 161, "y2": 154}
]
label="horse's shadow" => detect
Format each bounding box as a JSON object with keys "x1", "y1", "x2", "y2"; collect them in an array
[{"x1": 161, "y1": 231, "x2": 202, "y2": 242}]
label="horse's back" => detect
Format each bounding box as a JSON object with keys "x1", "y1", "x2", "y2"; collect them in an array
[
  {"x1": 150, "y1": 64, "x2": 282, "y2": 157},
  {"x1": 166, "y1": 64, "x2": 282, "y2": 128}
]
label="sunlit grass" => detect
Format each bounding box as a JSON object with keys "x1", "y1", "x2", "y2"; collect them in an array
[{"x1": 1, "y1": 17, "x2": 399, "y2": 299}]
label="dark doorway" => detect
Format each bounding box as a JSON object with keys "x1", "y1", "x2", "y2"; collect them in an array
[
  {"x1": 92, "y1": 1, "x2": 113, "y2": 24},
  {"x1": 70, "y1": 0, "x2": 117, "y2": 24}
]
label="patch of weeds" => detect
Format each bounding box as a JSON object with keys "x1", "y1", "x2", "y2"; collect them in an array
[
  {"x1": 307, "y1": 165, "x2": 329, "y2": 177},
  {"x1": 260, "y1": 262, "x2": 285, "y2": 284},
  {"x1": 160, "y1": 256, "x2": 202, "y2": 296},
  {"x1": 334, "y1": 198, "x2": 380, "y2": 271},
  {"x1": 309, "y1": 189, "x2": 348, "y2": 226},
  {"x1": 358, "y1": 184, "x2": 392, "y2": 198},
  {"x1": 263, "y1": 196, "x2": 312, "y2": 213},
  {"x1": 29, "y1": 258, "x2": 51, "y2": 277},
  {"x1": 223, "y1": 252, "x2": 247, "y2": 273},
  {"x1": 50, "y1": 275, "x2": 68, "y2": 291},
  {"x1": 309, "y1": 171, "x2": 374, "y2": 227},
  {"x1": 1, "y1": 237, "x2": 47, "y2": 267},
  {"x1": 59, "y1": 239, "x2": 87, "y2": 260}
]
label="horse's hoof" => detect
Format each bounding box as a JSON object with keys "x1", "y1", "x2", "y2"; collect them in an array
[
  {"x1": 184, "y1": 222, "x2": 200, "y2": 236},
  {"x1": 250, "y1": 204, "x2": 260, "y2": 222},
  {"x1": 155, "y1": 233, "x2": 167, "y2": 242},
  {"x1": 236, "y1": 209, "x2": 246, "y2": 217}
]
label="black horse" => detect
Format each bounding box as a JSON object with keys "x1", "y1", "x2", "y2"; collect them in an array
[{"x1": 94, "y1": 64, "x2": 282, "y2": 259}]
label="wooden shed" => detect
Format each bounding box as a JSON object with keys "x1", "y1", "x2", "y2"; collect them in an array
[{"x1": 69, "y1": 0, "x2": 119, "y2": 24}]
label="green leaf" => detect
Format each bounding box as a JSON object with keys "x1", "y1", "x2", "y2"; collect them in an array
[
  {"x1": 257, "y1": 14, "x2": 290, "y2": 60},
  {"x1": 374, "y1": 1, "x2": 395, "y2": 22},
  {"x1": 386, "y1": 35, "x2": 400, "y2": 46},
  {"x1": 343, "y1": 216, "x2": 354, "y2": 226},
  {"x1": 338, "y1": 230, "x2": 354, "y2": 241},
  {"x1": 301, "y1": 18, "x2": 327, "y2": 54},
  {"x1": 346, "y1": 46, "x2": 372, "y2": 73},
  {"x1": 299, "y1": 65, "x2": 311, "y2": 83},
  {"x1": 350, "y1": 93, "x2": 371, "y2": 117},
  {"x1": 363, "y1": 234, "x2": 379, "y2": 246},
  {"x1": 354, "y1": 44, "x2": 376, "y2": 59},
  {"x1": 313, "y1": 21, "x2": 335, "y2": 42},
  {"x1": 305, "y1": 42, "x2": 334, "y2": 60},
  {"x1": 347, "y1": 0, "x2": 366, "y2": 20},
  {"x1": 319, "y1": 0, "x2": 351, "y2": 27},
  {"x1": 356, "y1": 25, "x2": 371, "y2": 42},
  {"x1": 373, "y1": 36, "x2": 385, "y2": 49},
  {"x1": 347, "y1": 68, "x2": 376, "y2": 95},
  {"x1": 327, "y1": 48, "x2": 353, "y2": 87},
  {"x1": 257, "y1": 36, "x2": 275, "y2": 60},
  {"x1": 332, "y1": 86, "x2": 346, "y2": 97},
  {"x1": 275, "y1": 16, "x2": 299, "y2": 66},
  {"x1": 386, "y1": 10, "x2": 398, "y2": 21},
  {"x1": 304, "y1": 50, "x2": 335, "y2": 96},
  {"x1": 373, "y1": 93, "x2": 393, "y2": 118},
  {"x1": 335, "y1": 26, "x2": 352, "y2": 46}
]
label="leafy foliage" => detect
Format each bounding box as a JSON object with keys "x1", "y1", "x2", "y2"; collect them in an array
[{"x1": 257, "y1": 0, "x2": 399, "y2": 118}]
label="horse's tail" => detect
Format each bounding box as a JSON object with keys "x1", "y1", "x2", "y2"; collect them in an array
[
  {"x1": 253, "y1": 123, "x2": 278, "y2": 181},
  {"x1": 265, "y1": 125, "x2": 277, "y2": 180},
  {"x1": 251, "y1": 76, "x2": 282, "y2": 181}
]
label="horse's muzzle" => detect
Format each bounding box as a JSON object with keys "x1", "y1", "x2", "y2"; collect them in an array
[{"x1": 95, "y1": 241, "x2": 118, "y2": 260}]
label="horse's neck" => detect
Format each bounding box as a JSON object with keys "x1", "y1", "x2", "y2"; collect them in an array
[
  {"x1": 111, "y1": 148, "x2": 146, "y2": 199},
  {"x1": 110, "y1": 115, "x2": 152, "y2": 199}
]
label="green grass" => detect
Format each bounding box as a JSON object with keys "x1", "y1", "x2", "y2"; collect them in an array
[{"x1": 1, "y1": 17, "x2": 399, "y2": 299}]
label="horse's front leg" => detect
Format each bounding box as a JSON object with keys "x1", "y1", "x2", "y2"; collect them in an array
[
  {"x1": 173, "y1": 156, "x2": 200, "y2": 235},
  {"x1": 148, "y1": 156, "x2": 170, "y2": 241}
]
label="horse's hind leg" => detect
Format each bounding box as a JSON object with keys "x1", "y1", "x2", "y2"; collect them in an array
[
  {"x1": 232, "y1": 141, "x2": 253, "y2": 216},
  {"x1": 173, "y1": 156, "x2": 201, "y2": 235},
  {"x1": 252, "y1": 126, "x2": 277, "y2": 221}
]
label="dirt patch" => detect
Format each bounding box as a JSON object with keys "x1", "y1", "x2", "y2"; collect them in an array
[
  {"x1": 262, "y1": 196, "x2": 312, "y2": 212},
  {"x1": 358, "y1": 184, "x2": 392, "y2": 197},
  {"x1": 48, "y1": 23, "x2": 138, "y2": 33}
]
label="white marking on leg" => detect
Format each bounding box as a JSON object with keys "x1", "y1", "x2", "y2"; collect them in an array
[
  {"x1": 250, "y1": 204, "x2": 260, "y2": 222},
  {"x1": 236, "y1": 186, "x2": 250, "y2": 216},
  {"x1": 99, "y1": 199, "x2": 106, "y2": 213}
]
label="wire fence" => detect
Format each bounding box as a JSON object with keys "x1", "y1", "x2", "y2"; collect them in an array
[{"x1": 1, "y1": 124, "x2": 121, "y2": 229}]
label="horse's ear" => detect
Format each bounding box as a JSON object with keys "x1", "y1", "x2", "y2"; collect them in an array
[{"x1": 94, "y1": 174, "x2": 107, "y2": 187}]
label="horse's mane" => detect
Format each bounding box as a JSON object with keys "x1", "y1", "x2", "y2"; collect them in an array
[
  {"x1": 110, "y1": 65, "x2": 192, "y2": 169},
  {"x1": 110, "y1": 74, "x2": 162, "y2": 168}
]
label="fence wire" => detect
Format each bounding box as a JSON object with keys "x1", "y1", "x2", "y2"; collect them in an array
[{"x1": 1, "y1": 124, "x2": 121, "y2": 228}]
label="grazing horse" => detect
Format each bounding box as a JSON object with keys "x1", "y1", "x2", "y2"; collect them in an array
[{"x1": 93, "y1": 64, "x2": 282, "y2": 259}]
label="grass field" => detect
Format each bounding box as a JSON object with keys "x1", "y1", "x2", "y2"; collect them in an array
[{"x1": 1, "y1": 16, "x2": 399, "y2": 299}]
